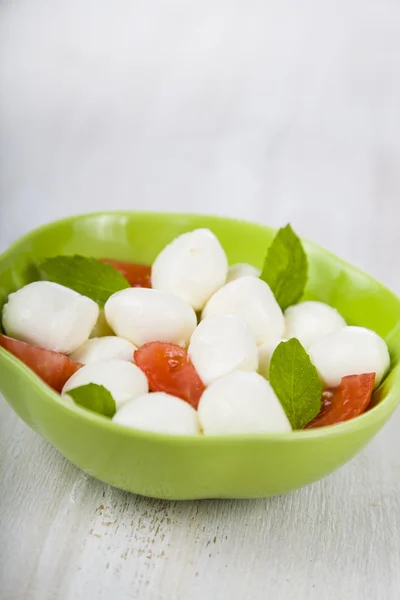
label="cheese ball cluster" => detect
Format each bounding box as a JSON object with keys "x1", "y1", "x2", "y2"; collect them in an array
[{"x1": 1, "y1": 228, "x2": 390, "y2": 436}]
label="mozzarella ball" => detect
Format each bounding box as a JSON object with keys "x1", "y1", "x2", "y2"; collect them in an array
[
  {"x1": 62, "y1": 359, "x2": 148, "y2": 409},
  {"x1": 113, "y1": 392, "x2": 200, "y2": 435},
  {"x1": 227, "y1": 263, "x2": 260, "y2": 282},
  {"x1": 198, "y1": 371, "x2": 291, "y2": 435},
  {"x1": 151, "y1": 229, "x2": 228, "y2": 310},
  {"x1": 258, "y1": 339, "x2": 283, "y2": 379},
  {"x1": 2, "y1": 281, "x2": 99, "y2": 354},
  {"x1": 188, "y1": 314, "x2": 258, "y2": 385},
  {"x1": 105, "y1": 288, "x2": 197, "y2": 347},
  {"x1": 70, "y1": 336, "x2": 136, "y2": 364},
  {"x1": 284, "y1": 301, "x2": 346, "y2": 349},
  {"x1": 202, "y1": 276, "x2": 284, "y2": 346},
  {"x1": 308, "y1": 326, "x2": 390, "y2": 388}
]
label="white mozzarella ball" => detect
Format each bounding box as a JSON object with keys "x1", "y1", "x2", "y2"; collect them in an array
[
  {"x1": 202, "y1": 276, "x2": 284, "y2": 346},
  {"x1": 227, "y1": 263, "x2": 260, "y2": 282},
  {"x1": 258, "y1": 339, "x2": 283, "y2": 379},
  {"x1": 198, "y1": 371, "x2": 292, "y2": 435},
  {"x1": 62, "y1": 359, "x2": 148, "y2": 409},
  {"x1": 151, "y1": 228, "x2": 228, "y2": 310},
  {"x1": 70, "y1": 336, "x2": 136, "y2": 364},
  {"x1": 308, "y1": 326, "x2": 390, "y2": 388},
  {"x1": 104, "y1": 288, "x2": 197, "y2": 347},
  {"x1": 113, "y1": 392, "x2": 200, "y2": 435},
  {"x1": 284, "y1": 301, "x2": 346, "y2": 349},
  {"x1": 188, "y1": 314, "x2": 258, "y2": 385},
  {"x1": 2, "y1": 281, "x2": 99, "y2": 354}
]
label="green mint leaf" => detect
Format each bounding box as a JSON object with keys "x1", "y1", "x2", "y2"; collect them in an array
[
  {"x1": 260, "y1": 224, "x2": 308, "y2": 311},
  {"x1": 269, "y1": 338, "x2": 322, "y2": 429},
  {"x1": 67, "y1": 383, "x2": 116, "y2": 418},
  {"x1": 38, "y1": 255, "x2": 130, "y2": 306}
]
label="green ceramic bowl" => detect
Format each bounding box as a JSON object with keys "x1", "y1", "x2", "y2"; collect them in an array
[{"x1": 1, "y1": 212, "x2": 400, "y2": 500}]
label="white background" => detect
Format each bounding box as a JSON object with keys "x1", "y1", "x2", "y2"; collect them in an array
[{"x1": 1, "y1": 1, "x2": 400, "y2": 599}]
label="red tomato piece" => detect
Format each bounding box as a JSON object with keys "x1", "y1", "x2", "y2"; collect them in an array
[
  {"x1": 0, "y1": 334, "x2": 82, "y2": 393},
  {"x1": 134, "y1": 342, "x2": 205, "y2": 409},
  {"x1": 305, "y1": 373, "x2": 375, "y2": 429},
  {"x1": 101, "y1": 259, "x2": 151, "y2": 288}
]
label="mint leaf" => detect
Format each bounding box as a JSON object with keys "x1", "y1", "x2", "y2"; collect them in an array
[
  {"x1": 38, "y1": 255, "x2": 130, "y2": 306},
  {"x1": 269, "y1": 338, "x2": 322, "y2": 429},
  {"x1": 260, "y1": 224, "x2": 308, "y2": 311},
  {"x1": 68, "y1": 383, "x2": 116, "y2": 417}
]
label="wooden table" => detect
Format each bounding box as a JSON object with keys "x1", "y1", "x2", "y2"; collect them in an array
[{"x1": 1, "y1": 1, "x2": 400, "y2": 598}]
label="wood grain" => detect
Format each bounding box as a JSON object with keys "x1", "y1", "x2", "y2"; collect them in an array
[{"x1": 1, "y1": 1, "x2": 400, "y2": 598}]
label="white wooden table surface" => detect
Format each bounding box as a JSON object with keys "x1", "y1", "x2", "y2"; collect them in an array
[{"x1": 1, "y1": 1, "x2": 400, "y2": 598}]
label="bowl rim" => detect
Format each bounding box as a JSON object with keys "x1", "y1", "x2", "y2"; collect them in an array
[{"x1": 1, "y1": 209, "x2": 399, "y2": 444}]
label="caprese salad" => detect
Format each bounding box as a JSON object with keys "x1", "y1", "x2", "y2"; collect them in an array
[{"x1": 0, "y1": 224, "x2": 390, "y2": 435}]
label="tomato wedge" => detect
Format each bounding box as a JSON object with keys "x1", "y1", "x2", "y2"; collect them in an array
[
  {"x1": 305, "y1": 373, "x2": 375, "y2": 429},
  {"x1": 101, "y1": 259, "x2": 151, "y2": 288},
  {"x1": 0, "y1": 334, "x2": 82, "y2": 393},
  {"x1": 134, "y1": 342, "x2": 205, "y2": 409}
]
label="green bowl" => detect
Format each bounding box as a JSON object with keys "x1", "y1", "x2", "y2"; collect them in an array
[{"x1": 1, "y1": 212, "x2": 400, "y2": 500}]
